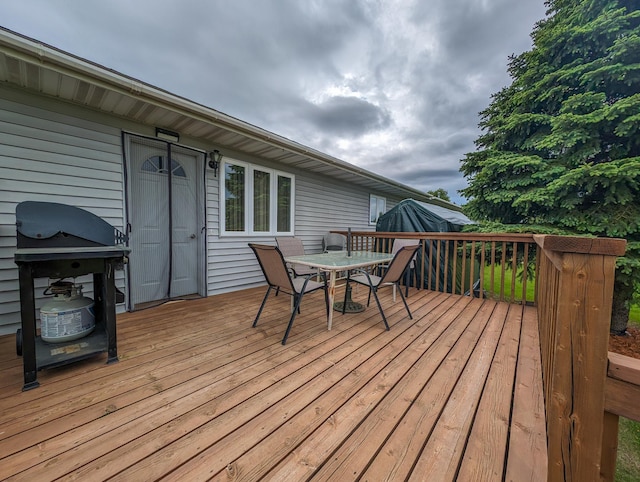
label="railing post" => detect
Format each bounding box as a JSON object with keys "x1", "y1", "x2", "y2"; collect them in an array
[{"x1": 534, "y1": 236, "x2": 626, "y2": 482}]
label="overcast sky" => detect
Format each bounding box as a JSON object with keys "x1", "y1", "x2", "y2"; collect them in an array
[{"x1": 0, "y1": 0, "x2": 547, "y2": 205}]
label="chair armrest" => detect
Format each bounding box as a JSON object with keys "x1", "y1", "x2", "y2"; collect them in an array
[
  {"x1": 349, "y1": 268, "x2": 376, "y2": 285},
  {"x1": 302, "y1": 271, "x2": 327, "y2": 284}
]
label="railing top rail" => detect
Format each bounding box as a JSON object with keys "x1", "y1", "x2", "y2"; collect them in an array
[
  {"x1": 533, "y1": 234, "x2": 626, "y2": 256},
  {"x1": 332, "y1": 231, "x2": 627, "y2": 255},
  {"x1": 608, "y1": 352, "x2": 640, "y2": 386},
  {"x1": 331, "y1": 231, "x2": 536, "y2": 243}
]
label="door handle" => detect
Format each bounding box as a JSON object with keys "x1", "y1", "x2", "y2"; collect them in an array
[{"x1": 190, "y1": 234, "x2": 196, "y2": 239}]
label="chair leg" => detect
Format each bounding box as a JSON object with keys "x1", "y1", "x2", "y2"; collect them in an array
[
  {"x1": 341, "y1": 276, "x2": 350, "y2": 315},
  {"x1": 322, "y1": 273, "x2": 329, "y2": 316},
  {"x1": 282, "y1": 292, "x2": 304, "y2": 345},
  {"x1": 397, "y1": 282, "x2": 413, "y2": 320},
  {"x1": 404, "y1": 268, "x2": 410, "y2": 298},
  {"x1": 370, "y1": 287, "x2": 390, "y2": 330},
  {"x1": 253, "y1": 286, "x2": 273, "y2": 327}
]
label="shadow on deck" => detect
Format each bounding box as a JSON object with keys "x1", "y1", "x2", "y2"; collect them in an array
[{"x1": 0, "y1": 285, "x2": 546, "y2": 481}]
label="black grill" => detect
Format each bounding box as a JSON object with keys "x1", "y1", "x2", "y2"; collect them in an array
[{"x1": 14, "y1": 201, "x2": 130, "y2": 391}]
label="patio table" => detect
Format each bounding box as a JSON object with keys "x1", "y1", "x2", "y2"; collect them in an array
[{"x1": 284, "y1": 250, "x2": 394, "y2": 330}]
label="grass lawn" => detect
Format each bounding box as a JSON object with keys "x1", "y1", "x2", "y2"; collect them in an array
[
  {"x1": 617, "y1": 416, "x2": 640, "y2": 481},
  {"x1": 482, "y1": 264, "x2": 535, "y2": 303},
  {"x1": 616, "y1": 309, "x2": 640, "y2": 481}
]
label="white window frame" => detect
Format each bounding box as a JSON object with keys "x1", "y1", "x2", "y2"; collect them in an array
[
  {"x1": 220, "y1": 158, "x2": 295, "y2": 236},
  {"x1": 369, "y1": 194, "x2": 387, "y2": 225}
]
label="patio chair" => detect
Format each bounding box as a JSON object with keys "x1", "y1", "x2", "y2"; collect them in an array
[
  {"x1": 249, "y1": 243, "x2": 329, "y2": 345},
  {"x1": 322, "y1": 233, "x2": 346, "y2": 252},
  {"x1": 341, "y1": 244, "x2": 420, "y2": 329},
  {"x1": 378, "y1": 238, "x2": 421, "y2": 299},
  {"x1": 275, "y1": 236, "x2": 318, "y2": 278}
]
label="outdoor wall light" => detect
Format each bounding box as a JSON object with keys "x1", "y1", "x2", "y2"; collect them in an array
[
  {"x1": 209, "y1": 149, "x2": 223, "y2": 177},
  {"x1": 155, "y1": 127, "x2": 180, "y2": 143}
]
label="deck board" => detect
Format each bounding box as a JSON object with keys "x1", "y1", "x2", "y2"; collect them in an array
[
  {"x1": 505, "y1": 304, "x2": 548, "y2": 481},
  {"x1": 408, "y1": 301, "x2": 509, "y2": 480},
  {"x1": 457, "y1": 303, "x2": 522, "y2": 481},
  {"x1": 0, "y1": 286, "x2": 546, "y2": 481}
]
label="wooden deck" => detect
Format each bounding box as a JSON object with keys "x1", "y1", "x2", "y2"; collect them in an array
[{"x1": 0, "y1": 286, "x2": 547, "y2": 481}]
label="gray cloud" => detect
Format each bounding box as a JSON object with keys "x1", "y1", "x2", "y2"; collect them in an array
[
  {"x1": 0, "y1": 0, "x2": 547, "y2": 204},
  {"x1": 304, "y1": 96, "x2": 392, "y2": 136}
]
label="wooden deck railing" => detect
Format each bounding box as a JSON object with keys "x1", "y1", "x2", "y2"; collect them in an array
[
  {"x1": 339, "y1": 231, "x2": 537, "y2": 303},
  {"x1": 334, "y1": 230, "x2": 635, "y2": 482}
]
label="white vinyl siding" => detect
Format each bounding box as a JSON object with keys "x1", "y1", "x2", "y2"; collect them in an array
[{"x1": 0, "y1": 94, "x2": 126, "y2": 335}]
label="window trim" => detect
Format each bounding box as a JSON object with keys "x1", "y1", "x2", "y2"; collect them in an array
[{"x1": 220, "y1": 158, "x2": 295, "y2": 236}]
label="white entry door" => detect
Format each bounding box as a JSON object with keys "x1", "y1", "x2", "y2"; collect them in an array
[{"x1": 126, "y1": 136, "x2": 204, "y2": 308}]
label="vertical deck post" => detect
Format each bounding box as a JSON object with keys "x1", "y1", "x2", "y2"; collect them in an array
[{"x1": 534, "y1": 235, "x2": 626, "y2": 482}]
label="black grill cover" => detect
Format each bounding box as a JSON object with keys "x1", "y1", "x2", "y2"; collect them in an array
[
  {"x1": 16, "y1": 201, "x2": 127, "y2": 248},
  {"x1": 376, "y1": 199, "x2": 476, "y2": 292}
]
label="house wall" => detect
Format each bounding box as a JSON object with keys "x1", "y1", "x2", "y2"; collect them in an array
[
  {"x1": 0, "y1": 87, "x2": 128, "y2": 335},
  {"x1": 0, "y1": 85, "x2": 403, "y2": 335}
]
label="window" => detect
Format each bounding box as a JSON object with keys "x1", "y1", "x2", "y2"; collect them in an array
[
  {"x1": 369, "y1": 195, "x2": 386, "y2": 225},
  {"x1": 222, "y1": 159, "x2": 294, "y2": 235},
  {"x1": 224, "y1": 163, "x2": 245, "y2": 232},
  {"x1": 277, "y1": 175, "x2": 292, "y2": 232},
  {"x1": 253, "y1": 169, "x2": 271, "y2": 232},
  {"x1": 141, "y1": 156, "x2": 186, "y2": 177}
]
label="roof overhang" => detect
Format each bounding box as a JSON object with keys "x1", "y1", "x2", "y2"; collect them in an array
[{"x1": 0, "y1": 27, "x2": 462, "y2": 210}]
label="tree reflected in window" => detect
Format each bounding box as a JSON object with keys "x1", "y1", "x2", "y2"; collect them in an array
[{"x1": 225, "y1": 164, "x2": 245, "y2": 232}]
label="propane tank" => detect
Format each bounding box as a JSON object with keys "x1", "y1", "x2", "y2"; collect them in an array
[{"x1": 40, "y1": 281, "x2": 95, "y2": 343}]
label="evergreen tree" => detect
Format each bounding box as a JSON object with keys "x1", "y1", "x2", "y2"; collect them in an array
[
  {"x1": 427, "y1": 188, "x2": 451, "y2": 202},
  {"x1": 460, "y1": 0, "x2": 640, "y2": 333}
]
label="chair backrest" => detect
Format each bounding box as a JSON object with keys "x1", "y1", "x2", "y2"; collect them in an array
[
  {"x1": 391, "y1": 238, "x2": 420, "y2": 254},
  {"x1": 391, "y1": 238, "x2": 420, "y2": 267},
  {"x1": 249, "y1": 244, "x2": 295, "y2": 291},
  {"x1": 380, "y1": 244, "x2": 421, "y2": 284},
  {"x1": 323, "y1": 233, "x2": 346, "y2": 251},
  {"x1": 276, "y1": 236, "x2": 306, "y2": 257}
]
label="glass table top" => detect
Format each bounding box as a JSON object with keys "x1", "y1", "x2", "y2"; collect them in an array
[{"x1": 284, "y1": 250, "x2": 394, "y2": 270}]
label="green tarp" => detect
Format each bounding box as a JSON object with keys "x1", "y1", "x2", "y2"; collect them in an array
[{"x1": 376, "y1": 199, "x2": 477, "y2": 293}]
